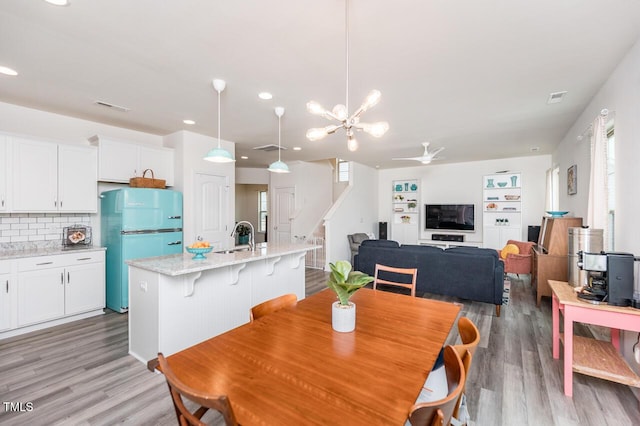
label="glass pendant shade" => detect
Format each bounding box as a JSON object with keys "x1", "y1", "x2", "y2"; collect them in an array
[
  {"x1": 204, "y1": 78, "x2": 235, "y2": 163},
  {"x1": 306, "y1": 127, "x2": 329, "y2": 141},
  {"x1": 347, "y1": 136, "x2": 358, "y2": 152},
  {"x1": 268, "y1": 160, "x2": 290, "y2": 173},
  {"x1": 204, "y1": 146, "x2": 235, "y2": 163},
  {"x1": 362, "y1": 121, "x2": 389, "y2": 138}
]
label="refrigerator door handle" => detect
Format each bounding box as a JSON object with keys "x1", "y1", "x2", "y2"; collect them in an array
[
  {"x1": 167, "y1": 241, "x2": 182, "y2": 246},
  {"x1": 168, "y1": 216, "x2": 182, "y2": 219}
]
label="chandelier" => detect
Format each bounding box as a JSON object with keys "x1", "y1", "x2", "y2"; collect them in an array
[{"x1": 305, "y1": 0, "x2": 389, "y2": 151}]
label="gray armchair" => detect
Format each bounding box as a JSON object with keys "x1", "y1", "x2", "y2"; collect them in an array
[{"x1": 347, "y1": 233, "x2": 370, "y2": 265}]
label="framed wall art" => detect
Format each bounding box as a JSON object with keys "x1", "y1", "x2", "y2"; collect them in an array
[{"x1": 567, "y1": 164, "x2": 577, "y2": 195}]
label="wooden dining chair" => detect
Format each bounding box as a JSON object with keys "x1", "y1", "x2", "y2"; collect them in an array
[
  {"x1": 408, "y1": 346, "x2": 469, "y2": 426},
  {"x1": 249, "y1": 293, "x2": 298, "y2": 321},
  {"x1": 373, "y1": 263, "x2": 418, "y2": 297},
  {"x1": 420, "y1": 317, "x2": 480, "y2": 421},
  {"x1": 157, "y1": 353, "x2": 239, "y2": 426}
]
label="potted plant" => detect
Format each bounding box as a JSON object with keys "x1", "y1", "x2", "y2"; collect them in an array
[
  {"x1": 326, "y1": 260, "x2": 374, "y2": 332},
  {"x1": 407, "y1": 200, "x2": 417, "y2": 211},
  {"x1": 236, "y1": 224, "x2": 251, "y2": 245}
]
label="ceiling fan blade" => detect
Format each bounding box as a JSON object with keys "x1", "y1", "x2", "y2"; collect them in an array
[{"x1": 391, "y1": 156, "x2": 424, "y2": 161}]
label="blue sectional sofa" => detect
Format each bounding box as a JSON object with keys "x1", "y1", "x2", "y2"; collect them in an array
[{"x1": 354, "y1": 239, "x2": 505, "y2": 316}]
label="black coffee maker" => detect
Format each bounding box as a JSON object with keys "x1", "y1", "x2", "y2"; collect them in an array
[{"x1": 577, "y1": 251, "x2": 634, "y2": 306}]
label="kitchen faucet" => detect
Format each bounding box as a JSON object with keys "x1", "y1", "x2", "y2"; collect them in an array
[{"x1": 230, "y1": 221, "x2": 255, "y2": 251}]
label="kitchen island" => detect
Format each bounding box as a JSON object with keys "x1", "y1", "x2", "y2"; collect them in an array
[{"x1": 126, "y1": 243, "x2": 318, "y2": 365}]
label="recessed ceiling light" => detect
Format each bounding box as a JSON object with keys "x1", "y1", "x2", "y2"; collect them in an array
[
  {"x1": 0, "y1": 66, "x2": 18, "y2": 76},
  {"x1": 240, "y1": 156, "x2": 248, "y2": 160},
  {"x1": 44, "y1": 0, "x2": 70, "y2": 6},
  {"x1": 258, "y1": 92, "x2": 273, "y2": 100},
  {"x1": 292, "y1": 147, "x2": 302, "y2": 151},
  {"x1": 183, "y1": 119, "x2": 195, "y2": 125}
]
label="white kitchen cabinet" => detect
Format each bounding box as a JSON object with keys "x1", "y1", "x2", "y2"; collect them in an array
[
  {"x1": 15, "y1": 251, "x2": 105, "y2": 328},
  {"x1": 0, "y1": 136, "x2": 8, "y2": 212},
  {"x1": 0, "y1": 261, "x2": 13, "y2": 332},
  {"x1": 90, "y1": 135, "x2": 174, "y2": 186},
  {"x1": 11, "y1": 137, "x2": 97, "y2": 213},
  {"x1": 482, "y1": 173, "x2": 522, "y2": 249}
]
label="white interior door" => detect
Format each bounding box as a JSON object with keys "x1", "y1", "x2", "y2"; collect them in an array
[
  {"x1": 194, "y1": 173, "x2": 229, "y2": 249},
  {"x1": 274, "y1": 186, "x2": 294, "y2": 244}
]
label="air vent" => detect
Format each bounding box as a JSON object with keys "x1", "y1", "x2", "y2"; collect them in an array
[
  {"x1": 547, "y1": 91, "x2": 567, "y2": 104},
  {"x1": 253, "y1": 144, "x2": 287, "y2": 152},
  {"x1": 94, "y1": 100, "x2": 131, "y2": 112}
]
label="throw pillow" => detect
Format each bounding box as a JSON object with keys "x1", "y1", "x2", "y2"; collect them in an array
[{"x1": 500, "y1": 243, "x2": 519, "y2": 259}]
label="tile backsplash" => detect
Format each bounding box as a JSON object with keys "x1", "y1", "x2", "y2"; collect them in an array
[{"x1": 0, "y1": 213, "x2": 92, "y2": 250}]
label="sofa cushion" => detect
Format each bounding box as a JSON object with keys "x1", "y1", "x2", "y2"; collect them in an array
[{"x1": 360, "y1": 239, "x2": 400, "y2": 249}]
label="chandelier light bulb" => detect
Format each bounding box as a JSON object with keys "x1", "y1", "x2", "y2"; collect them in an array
[
  {"x1": 306, "y1": 101, "x2": 327, "y2": 116},
  {"x1": 332, "y1": 104, "x2": 348, "y2": 121},
  {"x1": 306, "y1": 127, "x2": 329, "y2": 141},
  {"x1": 361, "y1": 90, "x2": 382, "y2": 111},
  {"x1": 347, "y1": 136, "x2": 359, "y2": 152},
  {"x1": 362, "y1": 121, "x2": 390, "y2": 138}
]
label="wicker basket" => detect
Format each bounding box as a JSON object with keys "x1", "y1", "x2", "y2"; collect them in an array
[{"x1": 129, "y1": 169, "x2": 166, "y2": 189}]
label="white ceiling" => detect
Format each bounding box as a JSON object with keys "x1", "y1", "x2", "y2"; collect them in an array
[{"x1": 1, "y1": 0, "x2": 640, "y2": 169}]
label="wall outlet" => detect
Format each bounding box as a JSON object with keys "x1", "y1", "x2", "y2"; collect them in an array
[
  {"x1": 139, "y1": 281, "x2": 148, "y2": 292},
  {"x1": 634, "y1": 346, "x2": 640, "y2": 364}
]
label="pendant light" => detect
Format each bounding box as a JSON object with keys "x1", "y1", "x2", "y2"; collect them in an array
[
  {"x1": 204, "y1": 79, "x2": 235, "y2": 163},
  {"x1": 268, "y1": 107, "x2": 290, "y2": 173},
  {"x1": 305, "y1": 0, "x2": 389, "y2": 151}
]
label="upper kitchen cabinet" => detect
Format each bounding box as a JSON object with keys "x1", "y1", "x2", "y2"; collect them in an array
[
  {"x1": 89, "y1": 135, "x2": 174, "y2": 186},
  {"x1": 0, "y1": 135, "x2": 8, "y2": 212},
  {"x1": 11, "y1": 137, "x2": 98, "y2": 213}
]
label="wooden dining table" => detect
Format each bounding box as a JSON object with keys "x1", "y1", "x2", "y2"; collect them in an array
[{"x1": 163, "y1": 288, "x2": 461, "y2": 425}]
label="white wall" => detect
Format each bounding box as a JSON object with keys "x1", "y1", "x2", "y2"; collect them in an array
[
  {"x1": 378, "y1": 155, "x2": 551, "y2": 244},
  {"x1": 324, "y1": 162, "x2": 379, "y2": 266},
  {"x1": 163, "y1": 130, "x2": 235, "y2": 248},
  {"x1": 236, "y1": 167, "x2": 269, "y2": 185},
  {"x1": 269, "y1": 160, "x2": 333, "y2": 241},
  {"x1": 553, "y1": 37, "x2": 640, "y2": 380}
]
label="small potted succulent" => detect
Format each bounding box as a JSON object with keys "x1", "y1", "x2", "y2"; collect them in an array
[{"x1": 326, "y1": 260, "x2": 374, "y2": 332}]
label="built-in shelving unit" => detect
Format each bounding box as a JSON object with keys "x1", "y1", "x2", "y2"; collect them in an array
[
  {"x1": 391, "y1": 179, "x2": 419, "y2": 244},
  {"x1": 482, "y1": 173, "x2": 522, "y2": 249}
]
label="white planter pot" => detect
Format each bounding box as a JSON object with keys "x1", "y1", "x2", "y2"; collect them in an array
[{"x1": 332, "y1": 301, "x2": 356, "y2": 333}]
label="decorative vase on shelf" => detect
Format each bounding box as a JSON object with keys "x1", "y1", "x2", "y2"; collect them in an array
[
  {"x1": 404, "y1": 183, "x2": 409, "y2": 191},
  {"x1": 487, "y1": 178, "x2": 495, "y2": 188},
  {"x1": 510, "y1": 175, "x2": 518, "y2": 187}
]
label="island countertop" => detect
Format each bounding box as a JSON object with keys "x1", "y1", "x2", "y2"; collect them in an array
[{"x1": 126, "y1": 242, "x2": 318, "y2": 277}]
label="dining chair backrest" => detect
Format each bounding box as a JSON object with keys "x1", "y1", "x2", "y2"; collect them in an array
[
  {"x1": 373, "y1": 263, "x2": 418, "y2": 297},
  {"x1": 408, "y1": 346, "x2": 469, "y2": 426},
  {"x1": 250, "y1": 293, "x2": 298, "y2": 322},
  {"x1": 452, "y1": 317, "x2": 480, "y2": 421},
  {"x1": 157, "y1": 353, "x2": 238, "y2": 426}
]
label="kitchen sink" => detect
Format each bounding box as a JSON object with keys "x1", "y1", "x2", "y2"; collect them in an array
[{"x1": 215, "y1": 246, "x2": 251, "y2": 254}]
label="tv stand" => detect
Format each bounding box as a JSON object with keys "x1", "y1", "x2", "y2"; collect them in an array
[{"x1": 418, "y1": 239, "x2": 481, "y2": 249}]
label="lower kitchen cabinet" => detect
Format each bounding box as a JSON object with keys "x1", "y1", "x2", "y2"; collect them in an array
[
  {"x1": 0, "y1": 261, "x2": 13, "y2": 332},
  {"x1": 2, "y1": 250, "x2": 105, "y2": 338}
]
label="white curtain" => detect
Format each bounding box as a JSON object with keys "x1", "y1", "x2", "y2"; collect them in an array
[
  {"x1": 587, "y1": 112, "x2": 609, "y2": 249},
  {"x1": 545, "y1": 168, "x2": 553, "y2": 211}
]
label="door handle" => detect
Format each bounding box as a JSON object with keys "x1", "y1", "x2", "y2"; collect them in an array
[
  {"x1": 76, "y1": 257, "x2": 92, "y2": 261},
  {"x1": 37, "y1": 262, "x2": 53, "y2": 266},
  {"x1": 5, "y1": 280, "x2": 8, "y2": 293},
  {"x1": 61, "y1": 272, "x2": 64, "y2": 285},
  {"x1": 67, "y1": 272, "x2": 70, "y2": 283},
  {"x1": 168, "y1": 216, "x2": 182, "y2": 219},
  {"x1": 167, "y1": 241, "x2": 182, "y2": 246}
]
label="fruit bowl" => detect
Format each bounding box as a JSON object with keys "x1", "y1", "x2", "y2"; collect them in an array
[{"x1": 186, "y1": 247, "x2": 213, "y2": 260}]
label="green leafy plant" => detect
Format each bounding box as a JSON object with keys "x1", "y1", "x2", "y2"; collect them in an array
[
  {"x1": 236, "y1": 224, "x2": 251, "y2": 236},
  {"x1": 326, "y1": 260, "x2": 374, "y2": 306}
]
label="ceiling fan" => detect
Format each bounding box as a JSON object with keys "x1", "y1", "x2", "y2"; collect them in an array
[{"x1": 392, "y1": 142, "x2": 445, "y2": 164}]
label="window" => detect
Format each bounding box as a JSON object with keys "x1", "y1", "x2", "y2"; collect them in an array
[
  {"x1": 337, "y1": 159, "x2": 349, "y2": 182},
  {"x1": 258, "y1": 191, "x2": 268, "y2": 232},
  {"x1": 606, "y1": 124, "x2": 615, "y2": 250}
]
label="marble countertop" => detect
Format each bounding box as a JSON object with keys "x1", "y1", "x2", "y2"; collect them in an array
[
  {"x1": 126, "y1": 243, "x2": 319, "y2": 277},
  {"x1": 0, "y1": 245, "x2": 106, "y2": 260}
]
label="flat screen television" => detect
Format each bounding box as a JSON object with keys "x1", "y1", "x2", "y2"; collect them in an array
[{"x1": 425, "y1": 204, "x2": 475, "y2": 231}]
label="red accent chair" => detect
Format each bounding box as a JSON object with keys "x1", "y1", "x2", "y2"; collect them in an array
[{"x1": 500, "y1": 239, "x2": 535, "y2": 276}]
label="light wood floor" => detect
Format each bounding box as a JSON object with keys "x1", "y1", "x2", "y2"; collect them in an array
[{"x1": 1, "y1": 270, "x2": 639, "y2": 425}]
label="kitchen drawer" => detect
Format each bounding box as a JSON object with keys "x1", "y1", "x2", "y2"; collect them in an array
[{"x1": 17, "y1": 250, "x2": 105, "y2": 271}]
